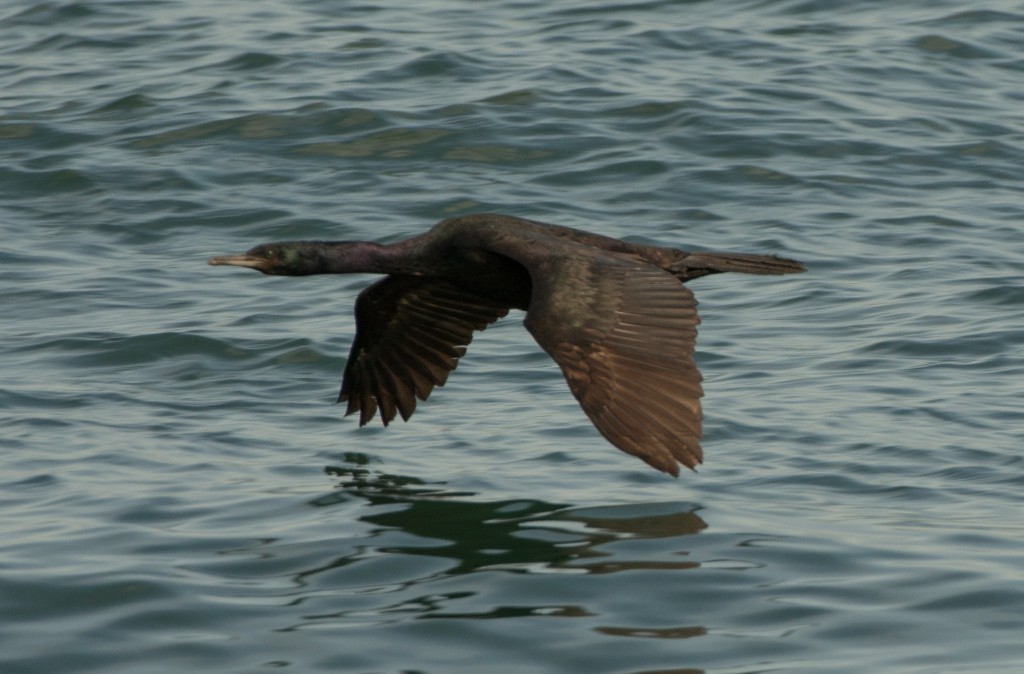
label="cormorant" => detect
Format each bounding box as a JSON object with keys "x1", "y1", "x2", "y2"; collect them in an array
[{"x1": 209, "y1": 214, "x2": 804, "y2": 476}]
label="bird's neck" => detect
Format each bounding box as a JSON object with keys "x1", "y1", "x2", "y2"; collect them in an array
[{"x1": 317, "y1": 239, "x2": 425, "y2": 276}]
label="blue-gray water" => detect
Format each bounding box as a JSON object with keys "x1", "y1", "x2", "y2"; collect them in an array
[{"x1": 3, "y1": 1, "x2": 1023, "y2": 672}]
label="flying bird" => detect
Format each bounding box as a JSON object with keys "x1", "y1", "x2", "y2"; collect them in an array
[{"x1": 209, "y1": 214, "x2": 804, "y2": 475}]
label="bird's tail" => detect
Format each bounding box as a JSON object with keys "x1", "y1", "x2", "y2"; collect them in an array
[{"x1": 674, "y1": 252, "x2": 806, "y2": 277}]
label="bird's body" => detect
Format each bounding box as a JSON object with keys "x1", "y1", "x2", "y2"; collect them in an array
[{"x1": 209, "y1": 214, "x2": 804, "y2": 476}]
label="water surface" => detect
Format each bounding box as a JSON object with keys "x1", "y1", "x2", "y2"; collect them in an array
[{"x1": 3, "y1": 1, "x2": 1024, "y2": 672}]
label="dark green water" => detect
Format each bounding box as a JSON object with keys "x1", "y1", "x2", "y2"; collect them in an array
[{"x1": 3, "y1": 1, "x2": 1023, "y2": 672}]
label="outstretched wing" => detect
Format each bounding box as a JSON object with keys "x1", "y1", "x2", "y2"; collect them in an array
[
  {"x1": 339, "y1": 275, "x2": 510, "y2": 426},
  {"x1": 524, "y1": 256, "x2": 703, "y2": 476}
]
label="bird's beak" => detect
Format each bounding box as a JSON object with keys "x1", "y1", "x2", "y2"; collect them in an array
[{"x1": 208, "y1": 254, "x2": 269, "y2": 272}]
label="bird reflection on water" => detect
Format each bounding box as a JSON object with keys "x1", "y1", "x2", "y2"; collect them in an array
[{"x1": 320, "y1": 462, "x2": 708, "y2": 577}]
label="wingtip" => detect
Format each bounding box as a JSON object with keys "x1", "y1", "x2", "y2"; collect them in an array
[
  {"x1": 664, "y1": 451, "x2": 703, "y2": 477},
  {"x1": 663, "y1": 459, "x2": 701, "y2": 478}
]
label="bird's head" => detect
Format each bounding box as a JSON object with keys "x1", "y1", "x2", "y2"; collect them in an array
[{"x1": 208, "y1": 241, "x2": 333, "y2": 276}]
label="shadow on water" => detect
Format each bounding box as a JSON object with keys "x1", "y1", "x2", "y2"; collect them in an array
[{"x1": 315, "y1": 461, "x2": 708, "y2": 577}]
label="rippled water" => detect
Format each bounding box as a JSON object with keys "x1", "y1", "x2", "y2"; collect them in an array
[{"x1": 4, "y1": 1, "x2": 1024, "y2": 672}]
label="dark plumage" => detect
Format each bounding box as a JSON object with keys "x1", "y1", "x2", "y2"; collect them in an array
[{"x1": 209, "y1": 214, "x2": 805, "y2": 476}]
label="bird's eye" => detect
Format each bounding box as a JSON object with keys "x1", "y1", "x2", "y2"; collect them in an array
[{"x1": 265, "y1": 249, "x2": 276, "y2": 259}]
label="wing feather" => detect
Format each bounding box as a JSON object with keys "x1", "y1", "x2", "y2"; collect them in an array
[
  {"x1": 339, "y1": 275, "x2": 509, "y2": 426},
  {"x1": 525, "y1": 258, "x2": 703, "y2": 476}
]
